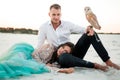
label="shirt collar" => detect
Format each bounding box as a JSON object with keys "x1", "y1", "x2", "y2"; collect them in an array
[{"x1": 48, "y1": 20, "x2": 64, "y2": 27}]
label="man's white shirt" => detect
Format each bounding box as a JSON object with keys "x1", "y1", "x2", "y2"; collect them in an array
[{"x1": 37, "y1": 20, "x2": 86, "y2": 48}]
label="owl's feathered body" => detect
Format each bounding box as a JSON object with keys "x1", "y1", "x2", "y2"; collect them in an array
[{"x1": 84, "y1": 7, "x2": 101, "y2": 30}]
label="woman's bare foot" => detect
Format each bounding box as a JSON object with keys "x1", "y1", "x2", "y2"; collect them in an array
[
  {"x1": 58, "y1": 68, "x2": 74, "y2": 74},
  {"x1": 94, "y1": 63, "x2": 108, "y2": 71},
  {"x1": 105, "y1": 59, "x2": 120, "y2": 70}
]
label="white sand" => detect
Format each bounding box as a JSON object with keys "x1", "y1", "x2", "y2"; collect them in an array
[
  {"x1": 15, "y1": 67, "x2": 120, "y2": 80},
  {"x1": 0, "y1": 33, "x2": 120, "y2": 80}
]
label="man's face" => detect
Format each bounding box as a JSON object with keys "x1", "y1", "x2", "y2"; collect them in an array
[{"x1": 49, "y1": 8, "x2": 61, "y2": 24}]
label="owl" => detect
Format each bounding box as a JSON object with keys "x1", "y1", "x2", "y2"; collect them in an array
[{"x1": 84, "y1": 6, "x2": 101, "y2": 30}]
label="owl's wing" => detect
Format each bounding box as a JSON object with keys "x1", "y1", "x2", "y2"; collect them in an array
[{"x1": 87, "y1": 13, "x2": 101, "y2": 30}]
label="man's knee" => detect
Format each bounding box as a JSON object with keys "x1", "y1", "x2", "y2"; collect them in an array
[
  {"x1": 58, "y1": 53, "x2": 73, "y2": 67},
  {"x1": 58, "y1": 53, "x2": 70, "y2": 62}
]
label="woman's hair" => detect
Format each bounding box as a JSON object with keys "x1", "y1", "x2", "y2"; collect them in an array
[
  {"x1": 47, "y1": 42, "x2": 74, "y2": 64},
  {"x1": 57, "y1": 42, "x2": 74, "y2": 53}
]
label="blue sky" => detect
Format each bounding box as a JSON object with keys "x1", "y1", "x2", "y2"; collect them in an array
[{"x1": 0, "y1": 0, "x2": 120, "y2": 33}]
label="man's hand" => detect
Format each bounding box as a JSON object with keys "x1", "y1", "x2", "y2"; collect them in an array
[{"x1": 86, "y1": 25, "x2": 94, "y2": 36}]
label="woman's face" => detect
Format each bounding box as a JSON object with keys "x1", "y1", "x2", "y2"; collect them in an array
[{"x1": 57, "y1": 45, "x2": 71, "y2": 56}]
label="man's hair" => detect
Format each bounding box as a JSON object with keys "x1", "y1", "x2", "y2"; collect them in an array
[{"x1": 50, "y1": 4, "x2": 61, "y2": 10}]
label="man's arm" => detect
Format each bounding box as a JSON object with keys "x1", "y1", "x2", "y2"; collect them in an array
[{"x1": 67, "y1": 21, "x2": 86, "y2": 34}]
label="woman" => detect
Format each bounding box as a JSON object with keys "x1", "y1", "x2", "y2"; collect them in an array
[
  {"x1": 47, "y1": 42, "x2": 108, "y2": 71},
  {"x1": 0, "y1": 43, "x2": 74, "y2": 79}
]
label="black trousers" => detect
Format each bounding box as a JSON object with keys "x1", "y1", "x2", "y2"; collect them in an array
[{"x1": 58, "y1": 33, "x2": 110, "y2": 68}]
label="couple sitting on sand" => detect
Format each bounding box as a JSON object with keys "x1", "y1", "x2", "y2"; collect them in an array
[{"x1": 0, "y1": 3, "x2": 120, "y2": 79}]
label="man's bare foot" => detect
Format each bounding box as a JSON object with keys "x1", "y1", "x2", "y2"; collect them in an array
[
  {"x1": 58, "y1": 68, "x2": 74, "y2": 74},
  {"x1": 94, "y1": 63, "x2": 108, "y2": 71},
  {"x1": 105, "y1": 59, "x2": 120, "y2": 70}
]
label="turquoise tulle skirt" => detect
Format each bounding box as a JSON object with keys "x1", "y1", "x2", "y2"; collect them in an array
[{"x1": 0, "y1": 43, "x2": 49, "y2": 79}]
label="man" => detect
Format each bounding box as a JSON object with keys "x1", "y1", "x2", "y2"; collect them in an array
[
  {"x1": 33, "y1": 3, "x2": 120, "y2": 70},
  {"x1": 36, "y1": 4, "x2": 90, "y2": 48}
]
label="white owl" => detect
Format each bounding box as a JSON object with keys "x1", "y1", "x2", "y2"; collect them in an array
[{"x1": 84, "y1": 6, "x2": 101, "y2": 30}]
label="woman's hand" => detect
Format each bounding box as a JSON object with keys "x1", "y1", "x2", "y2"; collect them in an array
[
  {"x1": 46, "y1": 64, "x2": 74, "y2": 74},
  {"x1": 58, "y1": 68, "x2": 74, "y2": 74},
  {"x1": 46, "y1": 63, "x2": 52, "y2": 67}
]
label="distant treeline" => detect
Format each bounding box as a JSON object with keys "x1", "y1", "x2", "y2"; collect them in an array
[
  {"x1": 0, "y1": 27, "x2": 120, "y2": 35},
  {"x1": 0, "y1": 27, "x2": 38, "y2": 35}
]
